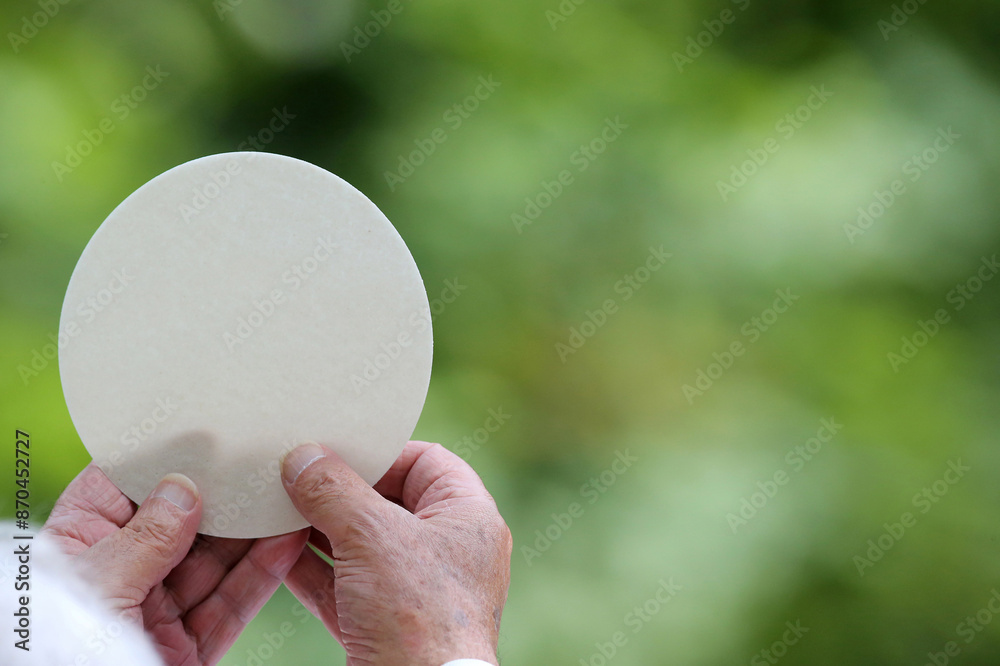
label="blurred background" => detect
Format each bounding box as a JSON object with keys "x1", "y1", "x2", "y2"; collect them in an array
[{"x1": 2, "y1": 0, "x2": 1000, "y2": 663}]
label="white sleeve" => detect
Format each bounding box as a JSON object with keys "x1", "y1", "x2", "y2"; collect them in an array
[{"x1": 1, "y1": 523, "x2": 165, "y2": 665}]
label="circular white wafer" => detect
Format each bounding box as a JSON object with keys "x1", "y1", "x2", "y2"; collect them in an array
[{"x1": 59, "y1": 152, "x2": 433, "y2": 538}]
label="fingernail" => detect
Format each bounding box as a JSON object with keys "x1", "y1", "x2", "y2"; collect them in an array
[
  {"x1": 151, "y1": 473, "x2": 198, "y2": 512},
  {"x1": 283, "y1": 442, "x2": 326, "y2": 484}
]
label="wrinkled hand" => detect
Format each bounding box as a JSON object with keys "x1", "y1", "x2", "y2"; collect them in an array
[
  {"x1": 281, "y1": 440, "x2": 512, "y2": 666},
  {"x1": 42, "y1": 465, "x2": 307, "y2": 665}
]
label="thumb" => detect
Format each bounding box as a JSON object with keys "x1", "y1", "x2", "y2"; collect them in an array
[
  {"x1": 282, "y1": 443, "x2": 392, "y2": 553},
  {"x1": 85, "y1": 473, "x2": 201, "y2": 607}
]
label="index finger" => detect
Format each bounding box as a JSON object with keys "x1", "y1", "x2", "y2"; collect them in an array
[
  {"x1": 42, "y1": 464, "x2": 136, "y2": 545},
  {"x1": 373, "y1": 441, "x2": 494, "y2": 515}
]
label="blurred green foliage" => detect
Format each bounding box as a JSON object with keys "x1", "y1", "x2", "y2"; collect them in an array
[{"x1": 2, "y1": 0, "x2": 1000, "y2": 664}]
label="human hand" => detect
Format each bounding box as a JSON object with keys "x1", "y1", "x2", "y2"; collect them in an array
[
  {"x1": 281, "y1": 441, "x2": 512, "y2": 666},
  {"x1": 41, "y1": 464, "x2": 308, "y2": 665}
]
